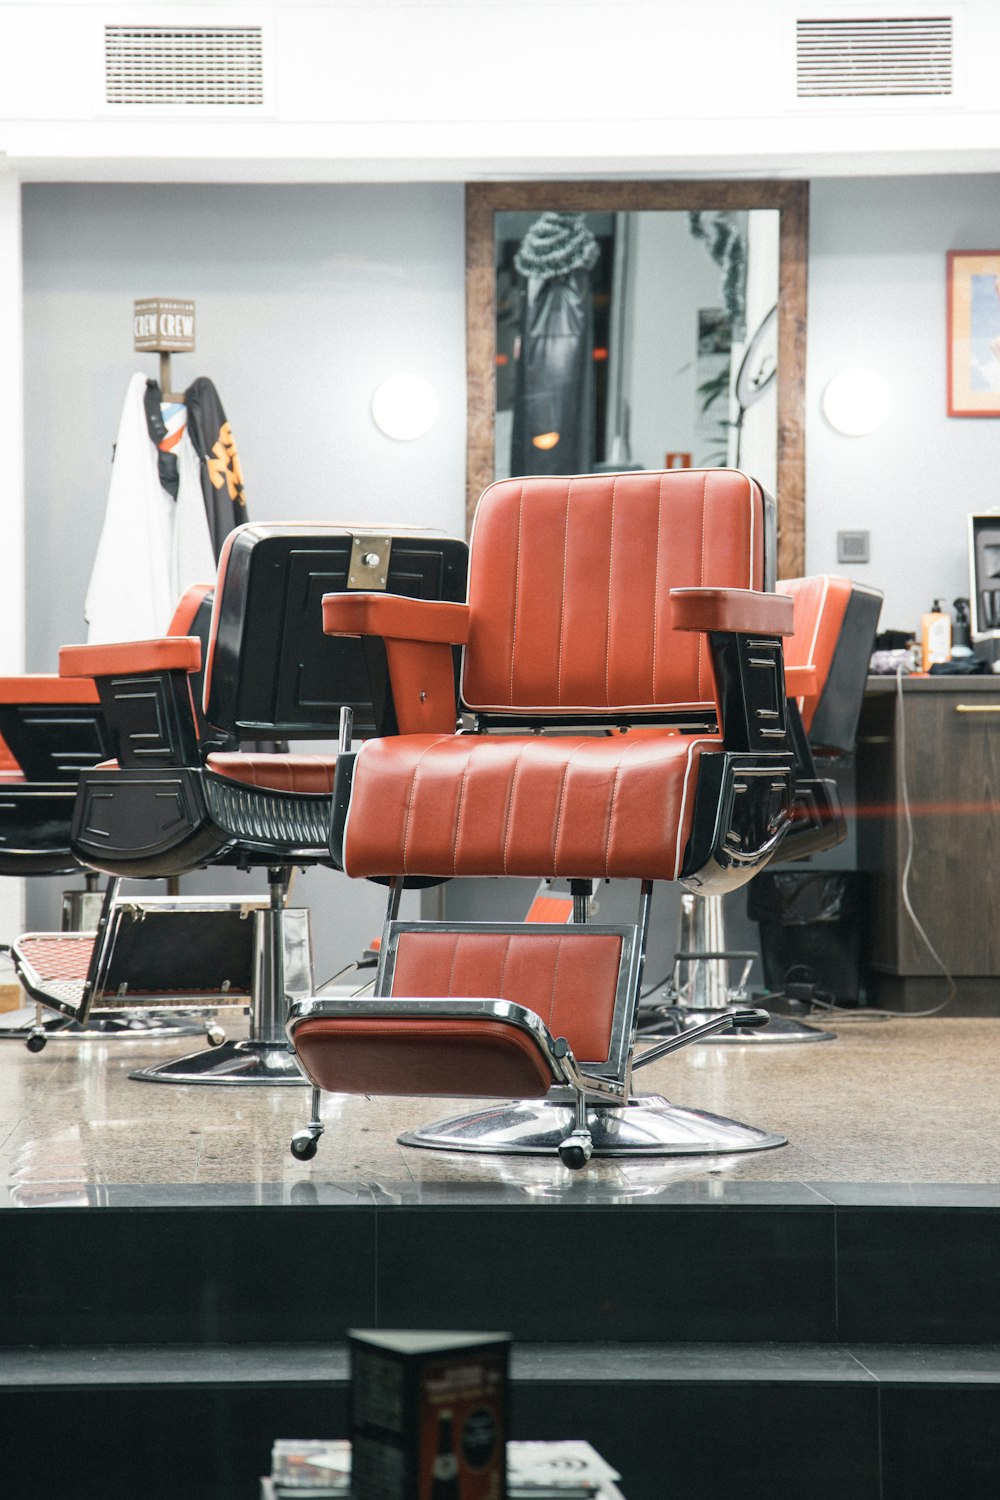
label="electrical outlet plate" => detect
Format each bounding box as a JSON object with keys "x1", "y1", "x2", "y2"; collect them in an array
[{"x1": 837, "y1": 530, "x2": 869, "y2": 564}]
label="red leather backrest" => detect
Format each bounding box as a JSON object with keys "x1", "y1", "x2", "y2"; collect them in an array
[
  {"x1": 201, "y1": 525, "x2": 242, "y2": 715},
  {"x1": 462, "y1": 469, "x2": 766, "y2": 713},
  {"x1": 166, "y1": 582, "x2": 214, "y2": 639},
  {"x1": 778, "y1": 575, "x2": 852, "y2": 732}
]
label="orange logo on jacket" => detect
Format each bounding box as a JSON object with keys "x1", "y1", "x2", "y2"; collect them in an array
[{"x1": 206, "y1": 421, "x2": 247, "y2": 506}]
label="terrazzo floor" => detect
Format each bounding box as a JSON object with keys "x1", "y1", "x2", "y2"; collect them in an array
[{"x1": 0, "y1": 1001, "x2": 998, "y2": 1208}]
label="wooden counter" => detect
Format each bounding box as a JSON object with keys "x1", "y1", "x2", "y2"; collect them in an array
[{"x1": 856, "y1": 673, "x2": 1000, "y2": 1012}]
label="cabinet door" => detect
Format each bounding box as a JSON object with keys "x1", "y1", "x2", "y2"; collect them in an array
[{"x1": 895, "y1": 691, "x2": 1000, "y2": 974}]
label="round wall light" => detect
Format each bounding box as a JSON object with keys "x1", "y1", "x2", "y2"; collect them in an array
[
  {"x1": 821, "y1": 367, "x2": 892, "y2": 436},
  {"x1": 371, "y1": 373, "x2": 439, "y2": 441}
]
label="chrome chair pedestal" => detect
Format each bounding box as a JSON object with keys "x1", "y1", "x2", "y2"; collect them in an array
[
  {"x1": 639, "y1": 893, "x2": 834, "y2": 1045},
  {"x1": 131, "y1": 892, "x2": 312, "y2": 1087},
  {"x1": 398, "y1": 1093, "x2": 786, "y2": 1159}
]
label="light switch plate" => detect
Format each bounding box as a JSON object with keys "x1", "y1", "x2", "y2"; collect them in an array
[{"x1": 837, "y1": 530, "x2": 869, "y2": 564}]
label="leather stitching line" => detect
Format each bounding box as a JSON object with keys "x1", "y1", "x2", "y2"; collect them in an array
[
  {"x1": 545, "y1": 935, "x2": 563, "y2": 1031},
  {"x1": 508, "y1": 481, "x2": 526, "y2": 706},
  {"x1": 602, "y1": 735, "x2": 645, "y2": 878},
  {"x1": 550, "y1": 741, "x2": 586, "y2": 877},
  {"x1": 497, "y1": 935, "x2": 511, "y2": 1002},
  {"x1": 445, "y1": 932, "x2": 462, "y2": 999},
  {"x1": 451, "y1": 743, "x2": 475, "y2": 875},
  {"x1": 501, "y1": 742, "x2": 529, "y2": 876},
  {"x1": 651, "y1": 471, "x2": 664, "y2": 703},
  {"x1": 605, "y1": 475, "x2": 618, "y2": 708},
  {"x1": 556, "y1": 480, "x2": 571, "y2": 706},
  {"x1": 399, "y1": 739, "x2": 442, "y2": 876}
]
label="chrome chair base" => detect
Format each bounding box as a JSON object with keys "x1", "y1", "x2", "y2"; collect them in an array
[
  {"x1": 130, "y1": 1038, "x2": 308, "y2": 1086},
  {"x1": 638, "y1": 1004, "x2": 835, "y2": 1044},
  {"x1": 0, "y1": 1005, "x2": 224, "y2": 1051},
  {"x1": 398, "y1": 1094, "x2": 786, "y2": 1159}
]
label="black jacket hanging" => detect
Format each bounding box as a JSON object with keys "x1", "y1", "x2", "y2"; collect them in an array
[
  {"x1": 510, "y1": 213, "x2": 599, "y2": 477},
  {"x1": 184, "y1": 377, "x2": 248, "y2": 560}
]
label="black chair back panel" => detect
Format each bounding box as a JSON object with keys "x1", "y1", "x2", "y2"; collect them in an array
[
  {"x1": 810, "y1": 584, "x2": 882, "y2": 755},
  {"x1": 206, "y1": 529, "x2": 468, "y2": 741},
  {"x1": 0, "y1": 705, "x2": 112, "y2": 782}
]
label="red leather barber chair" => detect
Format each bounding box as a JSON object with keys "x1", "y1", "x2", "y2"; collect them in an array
[
  {"x1": 59, "y1": 525, "x2": 467, "y2": 1086},
  {"x1": 1, "y1": 584, "x2": 218, "y2": 1047},
  {"x1": 287, "y1": 468, "x2": 797, "y2": 1167},
  {"x1": 640, "y1": 573, "x2": 883, "y2": 1044}
]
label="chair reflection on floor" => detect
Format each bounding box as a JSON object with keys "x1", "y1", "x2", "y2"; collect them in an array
[{"x1": 288, "y1": 468, "x2": 798, "y2": 1167}]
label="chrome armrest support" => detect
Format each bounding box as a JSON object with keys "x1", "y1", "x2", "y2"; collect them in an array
[{"x1": 631, "y1": 1006, "x2": 770, "y2": 1070}]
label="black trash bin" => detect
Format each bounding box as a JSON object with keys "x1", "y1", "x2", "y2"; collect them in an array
[{"x1": 746, "y1": 870, "x2": 865, "y2": 1006}]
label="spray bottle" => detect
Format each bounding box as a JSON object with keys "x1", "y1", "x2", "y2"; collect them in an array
[{"x1": 920, "y1": 599, "x2": 952, "y2": 670}]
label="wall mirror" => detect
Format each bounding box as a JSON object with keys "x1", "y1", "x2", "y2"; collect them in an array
[{"x1": 466, "y1": 181, "x2": 808, "y2": 578}]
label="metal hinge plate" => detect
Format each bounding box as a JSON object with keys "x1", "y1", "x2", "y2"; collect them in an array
[{"x1": 348, "y1": 534, "x2": 392, "y2": 590}]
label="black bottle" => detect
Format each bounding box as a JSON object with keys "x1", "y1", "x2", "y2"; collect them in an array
[{"x1": 429, "y1": 1409, "x2": 461, "y2": 1500}]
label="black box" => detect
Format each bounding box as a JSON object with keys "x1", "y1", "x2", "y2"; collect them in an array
[{"x1": 348, "y1": 1329, "x2": 509, "y2": 1500}]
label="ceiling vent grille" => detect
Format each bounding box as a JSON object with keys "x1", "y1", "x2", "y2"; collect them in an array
[
  {"x1": 104, "y1": 25, "x2": 264, "y2": 107},
  {"x1": 796, "y1": 16, "x2": 953, "y2": 97}
]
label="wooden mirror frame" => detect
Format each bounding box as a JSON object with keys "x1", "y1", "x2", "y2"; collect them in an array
[{"x1": 466, "y1": 180, "x2": 808, "y2": 578}]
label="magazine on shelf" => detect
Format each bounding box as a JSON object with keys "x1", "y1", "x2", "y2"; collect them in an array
[{"x1": 267, "y1": 1436, "x2": 620, "y2": 1498}]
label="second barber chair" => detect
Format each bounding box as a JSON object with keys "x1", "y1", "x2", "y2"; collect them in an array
[
  {"x1": 287, "y1": 468, "x2": 797, "y2": 1166},
  {"x1": 57, "y1": 524, "x2": 467, "y2": 1084},
  {"x1": 1, "y1": 584, "x2": 221, "y2": 1047},
  {"x1": 640, "y1": 572, "x2": 882, "y2": 1042}
]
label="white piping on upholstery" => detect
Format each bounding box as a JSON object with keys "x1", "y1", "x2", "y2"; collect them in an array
[{"x1": 673, "y1": 736, "x2": 722, "y2": 880}]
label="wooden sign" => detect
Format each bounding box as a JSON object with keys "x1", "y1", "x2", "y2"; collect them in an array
[{"x1": 133, "y1": 297, "x2": 196, "y2": 354}]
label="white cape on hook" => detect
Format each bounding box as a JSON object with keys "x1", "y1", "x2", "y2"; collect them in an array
[{"x1": 85, "y1": 373, "x2": 216, "y2": 643}]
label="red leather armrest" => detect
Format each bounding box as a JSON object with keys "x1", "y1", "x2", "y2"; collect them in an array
[
  {"x1": 322, "y1": 593, "x2": 471, "y2": 645},
  {"x1": 322, "y1": 594, "x2": 467, "y2": 736},
  {"x1": 784, "y1": 664, "x2": 819, "y2": 697},
  {"x1": 0, "y1": 674, "x2": 99, "y2": 704},
  {"x1": 59, "y1": 637, "x2": 202, "y2": 679},
  {"x1": 669, "y1": 588, "x2": 794, "y2": 637}
]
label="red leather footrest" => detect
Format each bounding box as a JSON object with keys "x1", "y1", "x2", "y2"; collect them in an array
[{"x1": 291, "y1": 1015, "x2": 554, "y2": 1098}]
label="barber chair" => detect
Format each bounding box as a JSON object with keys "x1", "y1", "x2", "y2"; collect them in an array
[
  {"x1": 1, "y1": 584, "x2": 222, "y2": 1047},
  {"x1": 640, "y1": 573, "x2": 883, "y2": 1043},
  {"x1": 287, "y1": 468, "x2": 797, "y2": 1167},
  {"x1": 57, "y1": 524, "x2": 468, "y2": 1085}
]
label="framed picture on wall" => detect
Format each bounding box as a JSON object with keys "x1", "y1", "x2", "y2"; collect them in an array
[{"x1": 947, "y1": 250, "x2": 1000, "y2": 416}]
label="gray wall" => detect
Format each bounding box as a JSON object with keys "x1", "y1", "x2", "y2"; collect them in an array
[
  {"x1": 21, "y1": 182, "x2": 467, "y2": 971},
  {"x1": 807, "y1": 174, "x2": 1000, "y2": 634}
]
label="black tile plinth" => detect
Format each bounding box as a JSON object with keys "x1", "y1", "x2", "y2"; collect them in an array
[
  {"x1": 376, "y1": 1204, "x2": 837, "y2": 1342},
  {"x1": 837, "y1": 1208, "x2": 1000, "y2": 1343},
  {"x1": 880, "y1": 1385, "x2": 1000, "y2": 1500},
  {"x1": 0, "y1": 1207, "x2": 378, "y2": 1346}
]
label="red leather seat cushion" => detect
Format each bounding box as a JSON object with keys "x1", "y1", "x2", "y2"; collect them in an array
[
  {"x1": 292, "y1": 1016, "x2": 555, "y2": 1098},
  {"x1": 343, "y1": 731, "x2": 721, "y2": 881},
  {"x1": 205, "y1": 753, "x2": 337, "y2": 795}
]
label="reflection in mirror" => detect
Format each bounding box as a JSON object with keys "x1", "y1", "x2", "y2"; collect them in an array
[{"x1": 494, "y1": 209, "x2": 779, "y2": 496}]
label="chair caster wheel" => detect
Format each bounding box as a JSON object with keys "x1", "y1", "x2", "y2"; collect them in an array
[
  {"x1": 290, "y1": 1130, "x2": 319, "y2": 1161},
  {"x1": 26, "y1": 1032, "x2": 47, "y2": 1054},
  {"x1": 206, "y1": 1027, "x2": 226, "y2": 1047},
  {"x1": 558, "y1": 1129, "x2": 593, "y2": 1171}
]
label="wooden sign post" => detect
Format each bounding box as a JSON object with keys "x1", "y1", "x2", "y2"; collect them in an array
[{"x1": 133, "y1": 297, "x2": 196, "y2": 399}]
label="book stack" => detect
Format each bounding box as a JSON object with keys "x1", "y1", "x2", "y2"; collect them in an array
[{"x1": 264, "y1": 1438, "x2": 622, "y2": 1499}]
